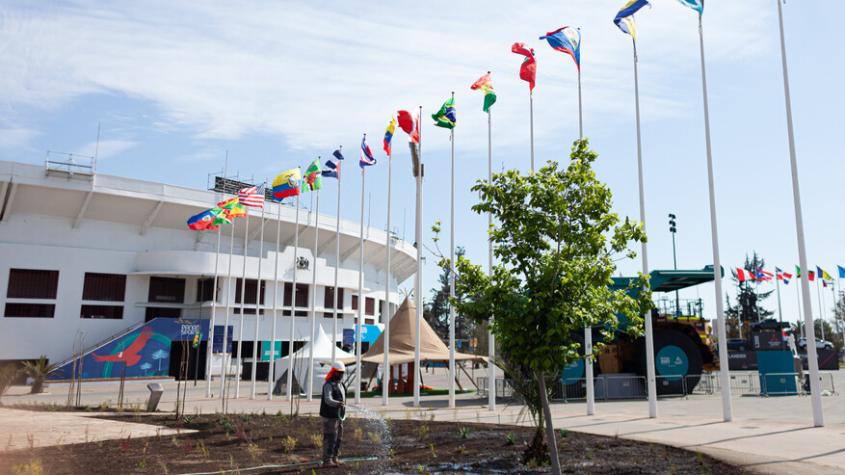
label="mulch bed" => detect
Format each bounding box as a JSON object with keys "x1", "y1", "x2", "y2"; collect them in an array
[{"x1": 0, "y1": 412, "x2": 744, "y2": 474}]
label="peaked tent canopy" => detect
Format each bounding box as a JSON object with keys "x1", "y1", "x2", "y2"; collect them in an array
[
  {"x1": 343, "y1": 297, "x2": 486, "y2": 366},
  {"x1": 274, "y1": 325, "x2": 356, "y2": 395}
]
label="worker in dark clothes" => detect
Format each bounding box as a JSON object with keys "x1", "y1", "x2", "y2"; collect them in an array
[{"x1": 321, "y1": 361, "x2": 346, "y2": 466}]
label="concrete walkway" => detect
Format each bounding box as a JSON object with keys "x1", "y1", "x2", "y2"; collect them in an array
[{"x1": 3, "y1": 373, "x2": 845, "y2": 473}]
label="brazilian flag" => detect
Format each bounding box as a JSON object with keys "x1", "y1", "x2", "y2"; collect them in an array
[{"x1": 432, "y1": 97, "x2": 457, "y2": 129}]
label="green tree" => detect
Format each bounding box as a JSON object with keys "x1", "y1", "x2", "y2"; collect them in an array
[
  {"x1": 424, "y1": 247, "x2": 468, "y2": 342},
  {"x1": 725, "y1": 252, "x2": 774, "y2": 337},
  {"x1": 449, "y1": 139, "x2": 651, "y2": 471},
  {"x1": 22, "y1": 356, "x2": 58, "y2": 394}
]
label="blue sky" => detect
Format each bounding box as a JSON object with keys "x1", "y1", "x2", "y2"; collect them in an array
[{"x1": 1, "y1": 0, "x2": 842, "y2": 328}]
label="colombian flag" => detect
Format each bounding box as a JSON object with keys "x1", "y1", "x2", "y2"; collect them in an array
[{"x1": 272, "y1": 168, "x2": 302, "y2": 201}]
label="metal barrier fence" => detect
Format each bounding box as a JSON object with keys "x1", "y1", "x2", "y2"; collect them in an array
[{"x1": 476, "y1": 376, "x2": 514, "y2": 398}]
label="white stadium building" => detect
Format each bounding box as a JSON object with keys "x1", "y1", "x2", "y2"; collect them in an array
[{"x1": 0, "y1": 159, "x2": 416, "y2": 380}]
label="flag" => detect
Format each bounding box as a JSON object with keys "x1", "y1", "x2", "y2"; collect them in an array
[
  {"x1": 397, "y1": 110, "x2": 415, "y2": 135},
  {"x1": 736, "y1": 268, "x2": 755, "y2": 283},
  {"x1": 539, "y1": 26, "x2": 581, "y2": 70},
  {"x1": 192, "y1": 330, "x2": 201, "y2": 349},
  {"x1": 360, "y1": 135, "x2": 377, "y2": 168},
  {"x1": 411, "y1": 113, "x2": 420, "y2": 144},
  {"x1": 511, "y1": 42, "x2": 537, "y2": 91},
  {"x1": 217, "y1": 197, "x2": 247, "y2": 219},
  {"x1": 187, "y1": 208, "x2": 219, "y2": 231},
  {"x1": 756, "y1": 269, "x2": 774, "y2": 282},
  {"x1": 432, "y1": 97, "x2": 457, "y2": 129},
  {"x1": 795, "y1": 265, "x2": 801, "y2": 278},
  {"x1": 238, "y1": 185, "x2": 265, "y2": 208},
  {"x1": 321, "y1": 158, "x2": 340, "y2": 179},
  {"x1": 676, "y1": 0, "x2": 703, "y2": 14},
  {"x1": 614, "y1": 0, "x2": 651, "y2": 41},
  {"x1": 776, "y1": 267, "x2": 793, "y2": 285},
  {"x1": 384, "y1": 117, "x2": 396, "y2": 155},
  {"x1": 808, "y1": 270, "x2": 816, "y2": 282},
  {"x1": 470, "y1": 72, "x2": 497, "y2": 112},
  {"x1": 838, "y1": 265, "x2": 845, "y2": 279},
  {"x1": 333, "y1": 148, "x2": 345, "y2": 161},
  {"x1": 271, "y1": 168, "x2": 301, "y2": 201},
  {"x1": 301, "y1": 159, "x2": 322, "y2": 192}
]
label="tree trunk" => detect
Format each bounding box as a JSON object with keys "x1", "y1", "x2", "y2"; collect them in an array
[{"x1": 537, "y1": 372, "x2": 561, "y2": 475}]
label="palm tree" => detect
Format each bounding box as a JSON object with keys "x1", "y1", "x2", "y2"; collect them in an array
[
  {"x1": 22, "y1": 356, "x2": 58, "y2": 394},
  {"x1": 0, "y1": 365, "x2": 20, "y2": 405}
]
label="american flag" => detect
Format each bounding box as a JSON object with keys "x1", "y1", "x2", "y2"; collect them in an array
[{"x1": 238, "y1": 184, "x2": 265, "y2": 209}]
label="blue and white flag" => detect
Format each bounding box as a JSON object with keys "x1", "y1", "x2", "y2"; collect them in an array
[
  {"x1": 359, "y1": 135, "x2": 377, "y2": 168},
  {"x1": 321, "y1": 159, "x2": 340, "y2": 179},
  {"x1": 332, "y1": 148, "x2": 345, "y2": 161},
  {"x1": 614, "y1": 0, "x2": 651, "y2": 41},
  {"x1": 676, "y1": 0, "x2": 703, "y2": 14}
]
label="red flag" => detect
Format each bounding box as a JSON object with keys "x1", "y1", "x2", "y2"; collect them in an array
[
  {"x1": 511, "y1": 42, "x2": 537, "y2": 91},
  {"x1": 411, "y1": 113, "x2": 420, "y2": 144},
  {"x1": 397, "y1": 110, "x2": 415, "y2": 134}
]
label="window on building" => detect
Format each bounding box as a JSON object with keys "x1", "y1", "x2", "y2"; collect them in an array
[
  {"x1": 81, "y1": 305, "x2": 124, "y2": 319},
  {"x1": 364, "y1": 318, "x2": 375, "y2": 325},
  {"x1": 235, "y1": 279, "x2": 265, "y2": 305},
  {"x1": 148, "y1": 277, "x2": 185, "y2": 303},
  {"x1": 4, "y1": 303, "x2": 55, "y2": 318},
  {"x1": 283, "y1": 283, "x2": 309, "y2": 307},
  {"x1": 324, "y1": 287, "x2": 344, "y2": 309},
  {"x1": 82, "y1": 273, "x2": 126, "y2": 301},
  {"x1": 196, "y1": 277, "x2": 217, "y2": 303},
  {"x1": 365, "y1": 297, "x2": 375, "y2": 316},
  {"x1": 6, "y1": 269, "x2": 59, "y2": 299},
  {"x1": 351, "y1": 294, "x2": 358, "y2": 311},
  {"x1": 145, "y1": 307, "x2": 181, "y2": 322}
]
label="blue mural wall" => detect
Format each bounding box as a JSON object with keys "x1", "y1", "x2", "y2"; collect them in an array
[{"x1": 50, "y1": 318, "x2": 209, "y2": 380}]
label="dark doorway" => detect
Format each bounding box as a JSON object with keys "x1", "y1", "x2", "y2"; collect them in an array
[{"x1": 169, "y1": 341, "x2": 207, "y2": 381}]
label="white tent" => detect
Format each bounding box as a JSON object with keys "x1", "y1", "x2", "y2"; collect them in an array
[{"x1": 273, "y1": 325, "x2": 356, "y2": 396}]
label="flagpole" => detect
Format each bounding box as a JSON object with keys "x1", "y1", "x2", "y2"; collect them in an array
[
  {"x1": 487, "y1": 106, "x2": 496, "y2": 412},
  {"x1": 777, "y1": 0, "x2": 823, "y2": 427},
  {"x1": 414, "y1": 106, "x2": 423, "y2": 407},
  {"x1": 578, "y1": 67, "x2": 595, "y2": 417},
  {"x1": 287, "y1": 190, "x2": 301, "y2": 401},
  {"x1": 219, "y1": 215, "x2": 236, "y2": 405},
  {"x1": 383, "y1": 144, "x2": 393, "y2": 407},
  {"x1": 448, "y1": 91, "x2": 457, "y2": 409},
  {"x1": 577, "y1": 69, "x2": 583, "y2": 139},
  {"x1": 205, "y1": 225, "x2": 221, "y2": 397},
  {"x1": 269, "y1": 200, "x2": 281, "y2": 400},
  {"x1": 235, "y1": 211, "x2": 250, "y2": 399},
  {"x1": 697, "y1": 12, "x2": 732, "y2": 422},
  {"x1": 356, "y1": 155, "x2": 366, "y2": 405},
  {"x1": 529, "y1": 89, "x2": 535, "y2": 173},
  {"x1": 796, "y1": 275, "x2": 804, "y2": 339},
  {"x1": 332, "y1": 150, "x2": 343, "y2": 366},
  {"x1": 776, "y1": 270, "x2": 784, "y2": 329},
  {"x1": 632, "y1": 39, "x2": 657, "y2": 419},
  {"x1": 307, "y1": 180, "x2": 321, "y2": 401},
  {"x1": 250, "y1": 196, "x2": 266, "y2": 399}
]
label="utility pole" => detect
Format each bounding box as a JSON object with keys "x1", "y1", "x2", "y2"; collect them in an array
[{"x1": 668, "y1": 213, "x2": 679, "y2": 315}]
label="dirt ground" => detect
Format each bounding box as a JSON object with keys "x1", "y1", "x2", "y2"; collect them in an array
[{"x1": 0, "y1": 412, "x2": 744, "y2": 474}]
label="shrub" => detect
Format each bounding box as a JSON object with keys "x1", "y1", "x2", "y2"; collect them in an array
[
  {"x1": 281, "y1": 435, "x2": 297, "y2": 454},
  {"x1": 21, "y1": 357, "x2": 58, "y2": 394}
]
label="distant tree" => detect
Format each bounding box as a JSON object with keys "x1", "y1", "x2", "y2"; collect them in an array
[
  {"x1": 725, "y1": 252, "x2": 774, "y2": 337},
  {"x1": 425, "y1": 244, "x2": 478, "y2": 349}
]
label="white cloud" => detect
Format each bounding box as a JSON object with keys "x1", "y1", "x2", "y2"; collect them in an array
[
  {"x1": 73, "y1": 138, "x2": 137, "y2": 160},
  {"x1": 0, "y1": 0, "x2": 775, "y2": 152},
  {"x1": 0, "y1": 126, "x2": 39, "y2": 150}
]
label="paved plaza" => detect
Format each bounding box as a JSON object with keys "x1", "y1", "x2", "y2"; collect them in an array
[{"x1": 2, "y1": 369, "x2": 844, "y2": 473}]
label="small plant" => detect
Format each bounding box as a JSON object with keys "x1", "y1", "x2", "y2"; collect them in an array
[
  {"x1": 97, "y1": 400, "x2": 110, "y2": 411},
  {"x1": 367, "y1": 432, "x2": 381, "y2": 445},
  {"x1": 182, "y1": 415, "x2": 193, "y2": 425},
  {"x1": 559, "y1": 428, "x2": 568, "y2": 439},
  {"x1": 0, "y1": 364, "x2": 20, "y2": 405},
  {"x1": 416, "y1": 464, "x2": 425, "y2": 474},
  {"x1": 21, "y1": 357, "x2": 58, "y2": 394},
  {"x1": 246, "y1": 442, "x2": 263, "y2": 461},
  {"x1": 281, "y1": 435, "x2": 297, "y2": 454},
  {"x1": 429, "y1": 443, "x2": 437, "y2": 458},
  {"x1": 195, "y1": 440, "x2": 209, "y2": 458},
  {"x1": 352, "y1": 427, "x2": 364, "y2": 442},
  {"x1": 309, "y1": 433, "x2": 323, "y2": 450},
  {"x1": 505, "y1": 432, "x2": 515, "y2": 446},
  {"x1": 416, "y1": 423, "x2": 430, "y2": 441},
  {"x1": 11, "y1": 459, "x2": 43, "y2": 475},
  {"x1": 455, "y1": 445, "x2": 466, "y2": 455},
  {"x1": 458, "y1": 426, "x2": 470, "y2": 439}
]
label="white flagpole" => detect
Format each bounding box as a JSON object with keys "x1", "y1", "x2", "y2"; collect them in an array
[
  {"x1": 448, "y1": 92, "x2": 457, "y2": 409},
  {"x1": 487, "y1": 105, "x2": 496, "y2": 412},
  {"x1": 332, "y1": 150, "x2": 343, "y2": 365},
  {"x1": 777, "y1": 0, "x2": 823, "y2": 427},
  {"x1": 287, "y1": 191, "x2": 301, "y2": 400},
  {"x1": 414, "y1": 106, "x2": 424, "y2": 407},
  {"x1": 356, "y1": 153, "x2": 366, "y2": 405},
  {"x1": 697, "y1": 12, "x2": 732, "y2": 422},
  {"x1": 205, "y1": 225, "x2": 221, "y2": 397},
  {"x1": 577, "y1": 68, "x2": 583, "y2": 139},
  {"x1": 235, "y1": 210, "x2": 250, "y2": 399},
  {"x1": 529, "y1": 90, "x2": 535, "y2": 174},
  {"x1": 269, "y1": 200, "x2": 281, "y2": 400},
  {"x1": 383, "y1": 143, "x2": 393, "y2": 406},
  {"x1": 219, "y1": 215, "x2": 236, "y2": 403},
  {"x1": 632, "y1": 39, "x2": 657, "y2": 419},
  {"x1": 577, "y1": 65, "x2": 595, "y2": 417},
  {"x1": 307, "y1": 179, "x2": 321, "y2": 401},
  {"x1": 797, "y1": 274, "x2": 804, "y2": 339},
  {"x1": 250, "y1": 193, "x2": 266, "y2": 399}
]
